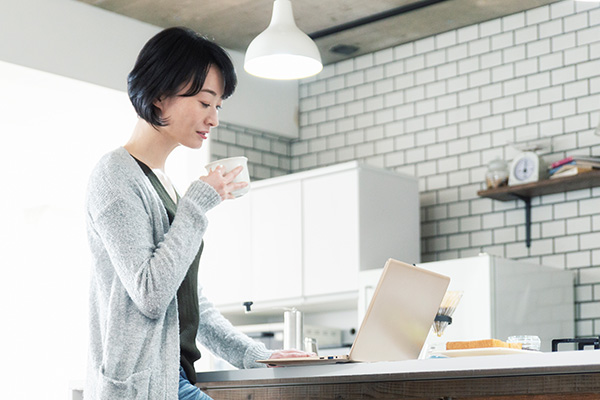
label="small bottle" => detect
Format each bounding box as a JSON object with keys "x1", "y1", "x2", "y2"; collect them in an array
[
  {"x1": 283, "y1": 308, "x2": 303, "y2": 350},
  {"x1": 485, "y1": 158, "x2": 509, "y2": 189},
  {"x1": 304, "y1": 337, "x2": 319, "y2": 355}
]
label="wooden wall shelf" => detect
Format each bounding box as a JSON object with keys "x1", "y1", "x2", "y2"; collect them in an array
[
  {"x1": 477, "y1": 170, "x2": 600, "y2": 201},
  {"x1": 477, "y1": 170, "x2": 600, "y2": 247}
]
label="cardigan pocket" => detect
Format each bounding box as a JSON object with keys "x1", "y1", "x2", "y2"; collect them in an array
[{"x1": 97, "y1": 367, "x2": 151, "y2": 399}]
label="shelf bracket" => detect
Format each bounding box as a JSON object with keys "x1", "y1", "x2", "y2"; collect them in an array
[
  {"x1": 514, "y1": 195, "x2": 532, "y2": 248},
  {"x1": 479, "y1": 171, "x2": 600, "y2": 249}
]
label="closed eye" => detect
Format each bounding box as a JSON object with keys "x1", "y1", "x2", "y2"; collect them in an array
[{"x1": 200, "y1": 102, "x2": 222, "y2": 111}]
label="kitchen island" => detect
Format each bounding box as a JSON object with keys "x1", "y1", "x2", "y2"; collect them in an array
[{"x1": 196, "y1": 350, "x2": 600, "y2": 399}]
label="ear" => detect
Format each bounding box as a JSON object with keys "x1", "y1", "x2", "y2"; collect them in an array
[{"x1": 152, "y1": 97, "x2": 163, "y2": 111}]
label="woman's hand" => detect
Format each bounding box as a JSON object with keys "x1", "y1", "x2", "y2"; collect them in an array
[
  {"x1": 265, "y1": 349, "x2": 316, "y2": 367},
  {"x1": 200, "y1": 165, "x2": 248, "y2": 200}
]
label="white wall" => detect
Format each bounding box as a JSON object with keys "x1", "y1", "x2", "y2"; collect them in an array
[
  {"x1": 220, "y1": 50, "x2": 300, "y2": 138},
  {"x1": 0, "y1": 0, "x2": 300, "y2": 138},
  {"x1": 0, "y1": 0, "x2": 159, "y2": 91},
  {"x1": 0, "y1": 60, "x2": 138, "y2": 400}
]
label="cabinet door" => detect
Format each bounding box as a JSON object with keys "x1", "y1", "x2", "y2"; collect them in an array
[
  {"x1": 250, "y1": 181, "x2": 303, "y2": 302},
  {"x1": 302, "y1": 170, "x2": 360, "y2": 297},
  {"x1": 199, "y1": 194, "x2": 252, "y2": 307}
]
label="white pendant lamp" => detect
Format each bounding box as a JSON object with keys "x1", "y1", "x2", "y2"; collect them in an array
[{"x1": 244, "y1": 0, "x2": 323, "y2": 80}]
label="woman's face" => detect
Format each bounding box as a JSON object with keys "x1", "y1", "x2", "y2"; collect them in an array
[{"x1": 155, "y1": 65, "x2": 224, "y2": 149}]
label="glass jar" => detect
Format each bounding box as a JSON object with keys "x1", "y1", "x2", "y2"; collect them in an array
[
  {"x1": 485, "y1": 159, "x2": 508, "y2": 189},
  {"x1": 507, "y1": 335, "x2": 541, "y2": 351}
]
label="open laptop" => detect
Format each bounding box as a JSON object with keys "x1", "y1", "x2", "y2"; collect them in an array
[{"x1": 257, "y1": 258, "x2": 450, "y2": 366}]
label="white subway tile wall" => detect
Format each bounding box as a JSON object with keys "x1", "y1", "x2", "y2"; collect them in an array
[
  {"x1": 213, "y1": 1, "x2": 600, "y2": 336},
  {"x1": 294, "y1": 1, "x2": 600, "y2": 336}
]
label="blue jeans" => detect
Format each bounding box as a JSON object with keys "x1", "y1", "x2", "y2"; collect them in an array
[{"x1": 179, "y1": 366, "x2": 213, "y2": 400}]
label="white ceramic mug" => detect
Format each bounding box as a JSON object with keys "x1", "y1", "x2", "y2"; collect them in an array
[{"x1": 205, "y1": 156, "x2": 250, "y2": 198}]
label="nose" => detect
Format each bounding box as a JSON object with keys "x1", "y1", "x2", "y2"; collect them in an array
[{"x1": 206, "y1": 107, "x2": 219, "y2": 128}]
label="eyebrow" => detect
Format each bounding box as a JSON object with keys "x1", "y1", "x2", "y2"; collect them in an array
[{"x1": 200, "y1": 88, "x2": 223, "y2": 99}]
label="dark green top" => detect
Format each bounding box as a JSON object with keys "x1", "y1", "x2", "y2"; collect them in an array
[{"x1": 134, "y1": 158, "x2": 203, "y2": 384}]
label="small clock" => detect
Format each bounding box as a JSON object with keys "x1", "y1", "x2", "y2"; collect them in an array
[{"x1": 508, "y1": 151, "x2": 547, "y2": 186}]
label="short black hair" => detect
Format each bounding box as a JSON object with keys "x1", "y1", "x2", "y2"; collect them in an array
[{"x1": 128, "y1": 27, "x2": 237, "y2": 127}]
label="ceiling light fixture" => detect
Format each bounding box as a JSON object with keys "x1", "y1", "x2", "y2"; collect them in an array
[{"x1": 244, "y1": 0, "x2": 322, "y2": 80}]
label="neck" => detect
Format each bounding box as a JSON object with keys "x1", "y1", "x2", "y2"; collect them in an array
[{"x1": 124, "y1": 119, "x2": 178, "y2": 170}]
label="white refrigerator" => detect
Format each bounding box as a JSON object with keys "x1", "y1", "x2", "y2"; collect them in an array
[{"x1": 358, "y1": 254, "x2": 575, "y2": 353}]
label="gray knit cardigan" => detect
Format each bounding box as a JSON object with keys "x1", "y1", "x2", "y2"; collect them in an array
[{"x1": 85, "y1": 147, "x2": 271, "y2": 399}]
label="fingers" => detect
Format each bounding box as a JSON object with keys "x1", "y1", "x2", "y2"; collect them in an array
[
  {"x1": 268, "y1": 349, "x2": 315, "y2": 359},
  {"x1": 201, "y1": 165, "x2": 247, "y2": 200},
  {"x1": 212, "y1": 165, "x2": 226, "y2": 177},
  {"x1": 220, "y1": 180, "x2": 247, "y2": 200},
  {"x1": 223, "y1": 165, "x2": 244, "y2": 182},
  {"x1": 217, "y1": 166, "x2": 246, "y2": 198},
  {"x1": 229, "y1": 181, "x2": 248, "y2": 192}
]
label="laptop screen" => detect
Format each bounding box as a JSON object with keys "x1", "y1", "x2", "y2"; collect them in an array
[{"x1": 349, "y1": 259, "x2": 450, "y2": 362}]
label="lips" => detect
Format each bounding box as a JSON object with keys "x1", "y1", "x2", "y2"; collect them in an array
[{"x1": 197, "y1": 131, "x2": 208, "y2": 140}]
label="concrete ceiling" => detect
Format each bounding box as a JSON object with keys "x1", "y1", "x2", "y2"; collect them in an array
[{"x1": 77, "y1": 0, "x2": 561, "y2": 65}]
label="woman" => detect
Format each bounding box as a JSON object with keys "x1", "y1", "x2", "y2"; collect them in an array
[{"x1": 85, "y1": 27, "x2": 307, "y2": 400}]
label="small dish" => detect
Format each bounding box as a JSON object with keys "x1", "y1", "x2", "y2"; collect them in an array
[{"x1": 434, "y1": 347, "x2": 541, "y2": 358}]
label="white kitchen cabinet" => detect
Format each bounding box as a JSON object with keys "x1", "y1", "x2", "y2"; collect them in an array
[
  {"x1": 250, "y1": 181, "x2": 303, "y2": 302},
  {"x1": 199, "y1": 161, "x2": 420, "y2": 314},
  {"x1": 201, "y1": 194, "x2": 252, "y2": 306},
  {"x1": 358, "y1": 254, "x2": 575, "y2": 353},
  {"x1": 302, "y1": 169, "x2": 360, "y2": 297}
]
